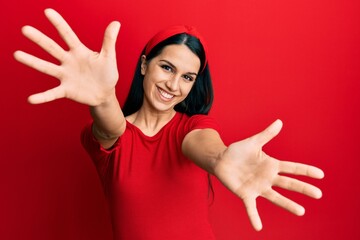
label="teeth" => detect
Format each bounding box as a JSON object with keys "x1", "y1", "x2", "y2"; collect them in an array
[{"x1": 158, "y1": 88, "x2": 174, "y2": 99}]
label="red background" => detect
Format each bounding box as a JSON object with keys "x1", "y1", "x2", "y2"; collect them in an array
[{"x1": 1, "y1": 0, "x2": 359, "y2": 239}]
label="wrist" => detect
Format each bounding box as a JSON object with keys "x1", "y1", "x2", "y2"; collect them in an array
[
  {"x1": 212, "y1": 147, "x2": 228, "y2": 176},
  {"x1": 92, "y1": 89, "x2": 118, "y2": 107}
]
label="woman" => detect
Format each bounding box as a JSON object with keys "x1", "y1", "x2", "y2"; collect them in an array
[{"x1": 14, "y1": 9, "x2": 324, "y2": 239}]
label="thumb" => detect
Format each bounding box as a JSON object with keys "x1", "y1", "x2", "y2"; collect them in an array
[
  {"x1": 254, "y1": 119, "x2": 283, "y2": 147},
  {"x1": 28, "y1": 86, "x2": 65, "y2": 104},
  {"x1": 101, "y1": 21, "x2": 121, "y2": 57}
]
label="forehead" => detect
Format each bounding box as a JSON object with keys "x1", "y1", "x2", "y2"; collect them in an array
[{"x1": 155, "y1": 44, "x2": 201, "y2": 72}]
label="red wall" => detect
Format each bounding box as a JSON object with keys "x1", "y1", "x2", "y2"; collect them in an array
[{"x1": 2, "y1": 0, "x2": 359, "y2": 239}]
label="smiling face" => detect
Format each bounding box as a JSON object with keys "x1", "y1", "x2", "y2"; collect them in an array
[{"x1": 140, "y1": 44, "x2": 201, "y2": 114}]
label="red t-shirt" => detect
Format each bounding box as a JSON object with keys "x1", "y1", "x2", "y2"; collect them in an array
[{"x1": 81, "y1": 112, "x2": 220, "y2": 240}]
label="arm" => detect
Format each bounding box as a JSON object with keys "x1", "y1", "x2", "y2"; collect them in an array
[
  {"x1": 90, "y1": 92, "x2": 126, "y2": 149},
  {"x1": 182, "y1": 128, "x2": 226, "y2": 175},
  {"x1": 14, "y1": 9, "x2": 125, "y2": 148},
  {"x1": 182, "y1": 119, "x2": 324, "y2": 231}
]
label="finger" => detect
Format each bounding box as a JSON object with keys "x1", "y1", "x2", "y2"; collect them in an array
[
  {"x1": 44, "y1": 8, "x2": 82, "y2": 49},
  {"x1": 274, "y1": 175, "x2": 323, "y2": 199},
  {"x1": 21, "y1": 25, "x2": 66, "y2": 61},
  {"x1": 263, "y1": 189, "x2": 305, "y2": 216},
  {"x1": 279, "y1": 161, "x2": 325, "y2": 179},
  {"x1": 14, "y1": 50, "x2": 61, "y2": 78},
  {"x1": 243, "y1": 197, "x2": 263, "y2": 231},
  {"x1": 28, "y1": 86, "x2": 65, "y2": 104},
  {"x1": 253, "y1": 119, "x2": 283, "y2": 147},
  {"x1": 101, "y1": 21, "x2": 121, "y2": 58}
]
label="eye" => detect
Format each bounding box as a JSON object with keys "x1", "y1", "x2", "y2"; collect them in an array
[
  {"x1": 161, "y1": 64, "x2": 173, "y2": 72},
  {"x1": 183, "y1": 74, "x2": 194, "y2": 82}
]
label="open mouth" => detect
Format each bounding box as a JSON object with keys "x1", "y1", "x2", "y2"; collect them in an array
[{"x1": 157, "y1": 87, "x2": 174, "y2": 100}]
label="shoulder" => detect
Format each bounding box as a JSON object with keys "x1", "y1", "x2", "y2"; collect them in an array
[{"x1": 174, "y1": 112, "x2": 220, "y2": 133}]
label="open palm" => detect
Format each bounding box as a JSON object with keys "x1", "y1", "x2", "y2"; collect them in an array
[
  {"x1": 14, "y1": 9, "x2": 120, "y2": 106},
  {"x1": 214, "y1": 120, "x2": 324, "y2": 231}
]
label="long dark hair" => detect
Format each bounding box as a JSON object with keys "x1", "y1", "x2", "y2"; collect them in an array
[{"x1": 122, "y1": 33, "x2": 214, "y2": 117}]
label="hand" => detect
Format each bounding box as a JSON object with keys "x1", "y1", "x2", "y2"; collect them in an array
[
  {"x1": 14, "y1": 9, "x2": 121, "y2": 106},
  {"x1": 214, "y1": 120, "x2": 324, "y2": 231}
]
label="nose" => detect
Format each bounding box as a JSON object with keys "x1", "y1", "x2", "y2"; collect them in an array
[{"x1": 165, "y1": 74, "x2": 181, "y2": 91}]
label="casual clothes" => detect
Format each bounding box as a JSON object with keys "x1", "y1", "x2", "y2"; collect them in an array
[{"x1": 81, "y1": 112, "x2": 220, "y2": 240}]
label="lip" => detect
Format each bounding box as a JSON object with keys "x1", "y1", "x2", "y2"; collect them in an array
[{"x1": 157, "y1": 87, "x2": 175, "y2": 101}]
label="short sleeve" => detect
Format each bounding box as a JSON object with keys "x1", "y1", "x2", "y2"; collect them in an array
[
  {"x1": 80, "y1": 122, "x2": 119, "y2": 192},
  {"x1": 184, "y1": 114, "x2": 221, "y2": 134},
  {"x1": 80, "y1": 122, "x2": 119, "y2": 160}
]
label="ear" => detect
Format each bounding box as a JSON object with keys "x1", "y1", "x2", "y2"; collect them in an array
[{"x1": 141, "y1": 55, "x2": 147, "y2": 75}]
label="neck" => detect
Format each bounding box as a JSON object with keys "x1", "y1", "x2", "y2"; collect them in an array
[{"x1": 126, "y1": 107, "x2": 177, "y2": 136}]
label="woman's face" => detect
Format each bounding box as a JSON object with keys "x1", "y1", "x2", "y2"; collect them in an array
[{"x1": 141, "y1": 44, "x2": 201, "y2": 114}]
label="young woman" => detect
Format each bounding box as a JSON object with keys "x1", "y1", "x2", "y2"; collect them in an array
[{"x1": 14, "y1": 9, "x2": 324, "y2": 240}]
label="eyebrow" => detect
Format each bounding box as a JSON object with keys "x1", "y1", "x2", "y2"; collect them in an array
[{"x1": 159, "y1": 60, "x2": 198, "y2": 76}]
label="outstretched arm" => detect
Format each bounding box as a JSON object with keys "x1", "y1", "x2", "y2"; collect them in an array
[
  {"x1": 14, "y1": 9, "x2": 125, "y2": 148},
  {"x1": 182, "y1": 119, "x2": 324, "y2": 231}
]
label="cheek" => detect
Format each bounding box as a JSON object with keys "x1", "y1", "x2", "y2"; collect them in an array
[
  {"x1": 181, "y1": 82, "x2": 195, "y2": 96},
  {"x1": 142, "y1": 76, "x2": 154, "y2": 95},
  {"x1": 142, "y1": 75, "x2": 161, "y2": 101}
]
